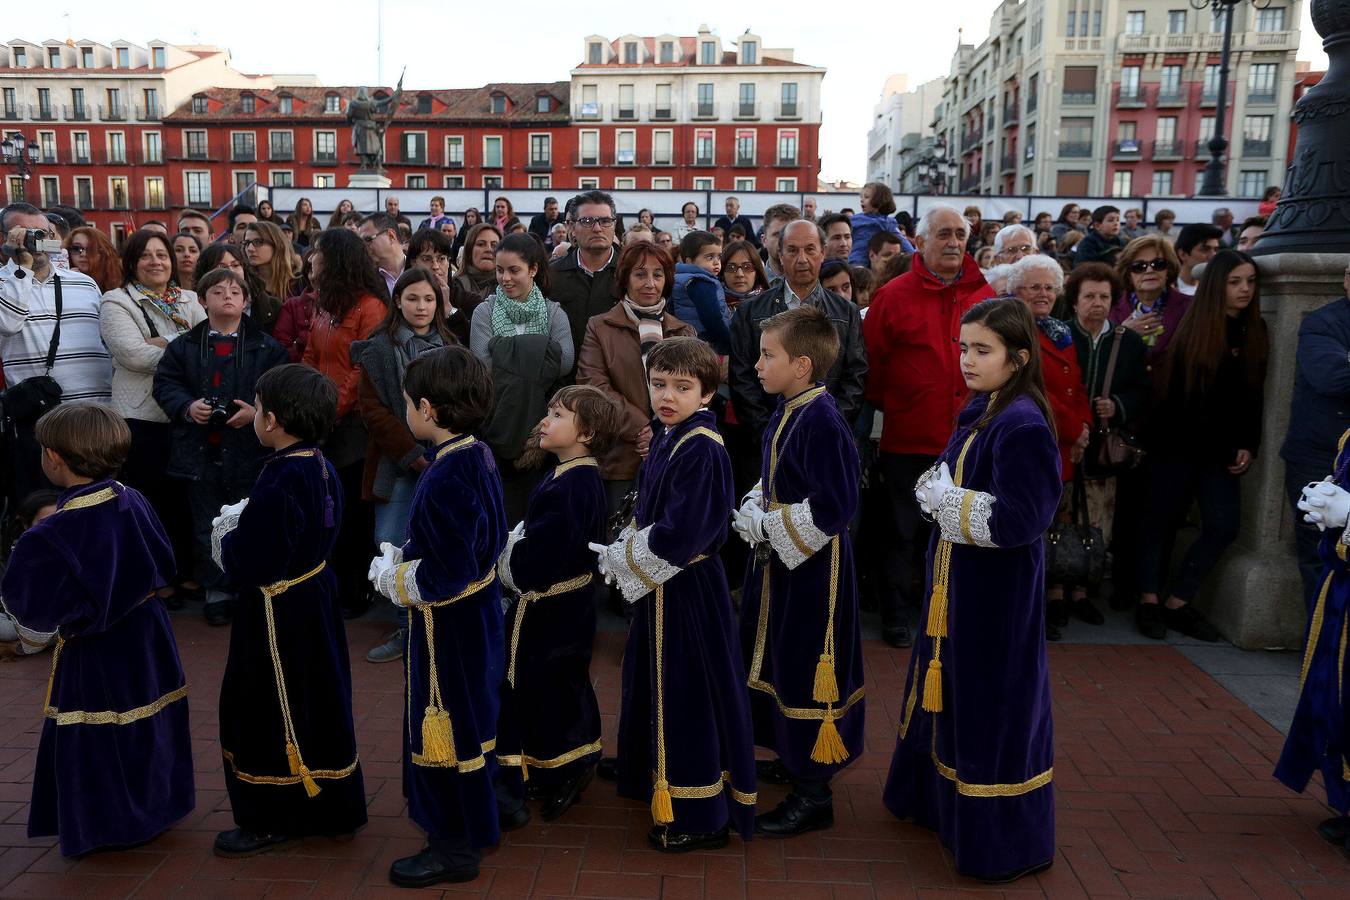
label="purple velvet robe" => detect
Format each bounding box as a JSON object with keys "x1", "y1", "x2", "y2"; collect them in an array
[
  {"x1": 739, "y1": 385, "x2": 865, "y2": 779},
  {"x1": 1275, "y1": 429, "x2": 1350, "y2": 814},
  {"x1": 393, "y1": 436, "x2": 507, "y2": 849},
  {"x1": 611, "y1": 410, "x2": 758, "y2": 838},
  {"x1": 217, "y1": 445, "x2": 366, "y2": 836},
  {"x1": 496, "y1": 456, "x2": 606, "y2": 791},
  {"x1": 883, "y1": 393, "x2": 1061, "y2": 880},
  {"x1": 1, "y1": 480, "x2": 194, "y2": 857}
]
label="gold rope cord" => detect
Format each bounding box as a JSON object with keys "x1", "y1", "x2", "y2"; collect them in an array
[
  {"x1": 1299, "y1": 572, "x2": 1334, "y2": 691},
  {"x1": 650, "y1": 585, "x2": 674, "y2": 824},
  {"x1": 222, "y1": 747, "x2": 358, "y2": 785},
  {"x1": 507, "y1": 573, "x2": 593, "y2": 688},
  {"x1": 261, "y1": 560, "x2": 328, "y2": 797}
]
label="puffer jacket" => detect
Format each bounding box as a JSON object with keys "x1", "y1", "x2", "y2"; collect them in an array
[{"x1": 671, "y1": 263, "x2": 732, "y2": 354}]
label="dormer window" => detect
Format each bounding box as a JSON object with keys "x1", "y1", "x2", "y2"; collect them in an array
[
  {"x1": 151, "y1": 46, "x2": 165, "y2": 69},
  {"x1": 279, "y1": 94, "x2": 293, "y2": 115},
  {"x1": 13, "y1": 48, "x2": 25, "y2": 67},
  {"x1": 81, "y1": 47, "x2": 94, "y2": 68},
  {"x1": 324, "y1": 93, "x2": 341, "y2": 113},
  {"x1": 191, "y1": 94, "x2": 208, "y2": 114},
  {"x1": 700, "y1": 42, "x2": 717, "y2": 65},
  {"x1": 742, "y1": 41, "x2": 757, "y2": 64},
  {"x1": 241, "y1": 92, "x2": 255, "y2": 113},
  {"x1": 587, "y1": 41, "x2": 603, "y2": 64},
  {"x1": 660, "y1": 41, "x2": 674, "y2": 63},
  {"x1": 417, "y1": 93, "x2": 432, "y2": 113},
  {"x1": 47, "y1": 47, "x2": 61, "y2": 68},
  {"x1": 624, "y1": 42, "x2": 638, "y2": 64},
  {"x1": 116, "y1": 47, "x2": 129, "y2": 67},
  {"x1": 536, "y1": 95, "x2": 550, "y2": 113},
  {"x1": 490, "y1": 94, "x2": 506, "y2": 114}
]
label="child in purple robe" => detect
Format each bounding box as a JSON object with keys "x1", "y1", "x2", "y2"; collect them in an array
[
  {"x1": 732, "y1": 306, "x2": 864, "y2": 837},
  {"x1": 883, "y1": 298, "x2": 1062, "y2": 883},
  {"x1": 591, "y1": 337, "x2": 758, "y2": 854},
  {"x1": 1, "y1": 403, "x2": 194, "y2": 857}
]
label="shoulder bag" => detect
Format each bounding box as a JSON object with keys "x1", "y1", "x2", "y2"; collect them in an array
[
  {"x1": 1044, "y1": 469, "x2": 1106, "y2": 587},
  {"x1": 2, "y1": 274, "x2": 64, "y2": 426},
  {"x1": 1092, "y1": 325, "x2": 1145, "y2": 472}
]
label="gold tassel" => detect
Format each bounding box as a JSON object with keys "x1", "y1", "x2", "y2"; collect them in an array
[
  {"x1": 813, "y1": 653, "x2": 839, "y2": 704},
  {"x1": 421, "y1": 706, "x2": 456, "y2": 764},
  {"x1": 285, "y1": 741, "x2": 301, "y2": 776},
  {"x1": 299, "y1": 765, "x2": 321, "y2": 798},
  {"x1": 926, "y1": 583, "x2": 948, "y2": 638},
  {"x1": 922, "y1": 658, "x2": 944, "y2": 713},
  {"x1": 810, "y1": 713, "x2": 849, "y2": 764},
  {"x1": 651, "y1": 780, "x2": 675, "y2": 825},
  {"x1": 521, "y1": 759, "x2": 530, "y2": 782}
]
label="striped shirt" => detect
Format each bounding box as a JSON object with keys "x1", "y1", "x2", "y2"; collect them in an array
[{"x1": 0, "y1": 260, "x2": 112, "y2": 402}]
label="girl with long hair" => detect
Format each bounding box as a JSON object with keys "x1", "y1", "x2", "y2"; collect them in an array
[
  {"x1": 327, "y1": 198, "x2": 355, "y2": 229},
  {"x1": 884, "y1": 296, "x2": 1061, "y2": 884},
  {"x1": 171, "y1": 233, "x2": 202, "y2": 291},
  {"x1": 452, "y1": 206, "x2": 481, "y2": 258},
  {"x1": 64, "y1": 226, "x2": 122, "y2": 293},
  {"x1": 1136, "y1": 249, "x2": 1268, "y2": 642},
  {"x1": 243, "y1": 220, "x2": 303, "y2": 317},
  {"x1": 287, "y1": 197, "x2": 322, "y2": 247}
]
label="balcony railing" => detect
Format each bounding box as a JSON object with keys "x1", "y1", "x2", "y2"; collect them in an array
[
  {"x1": 313, "y1": 151, "x2": 337, "y2": 163},
  {"x1": 1201, "y1": 89, "x2": 1220, "y2": 105},
  {"x1": 1152, "y1": 139, "x2": 1184, "y2": 159},
  {"x1": 269, "y1": 147, "x2": 294, "y2": 161},
  {"x1": 1117, "y1": 86, "x2": 1146, "y2": 106},
  {"x1": 777, "y1": 102, "x2": 800, "y2": 120},
  {"x1": 1242, "y1": 138, "x2": 1272, "y2": 157},
  {"x1": 1001, "y1": 153, "x2": 1017, "y2": 172},
  {"x1": 1027, "y1": 94, "x2": 1038, "y2": 113},
  {"x1": 99, "y1": 149, "x2": 128, "y2": 165},
  {"x1": 38, "y1": 150, "x2": 58, "y2": 164},
  {"x1": 30, "y1": 104, "x2": 56, "y2": 121},
  {"x1": 1003, "y1": 105, "x2": 1019, "y2": 124},
  {"x1": 691, "y1": 101, "x2": 719, "y2": 120},
  {"x1": 0, "y1": 106, "x2": 18, "y2": 120},
  {"x1": 612, "y1": 103, "x2": 637, "y2": 121},
  {"x1": 733, "y1": 101, "x2": 759, "y2": 120},
  {"x1": 1195, "y1": 138, "x2": 1223, "y2": 157},
  {"x1": 72, "y1": 149, "x2": 91, "y2": 164},
  {"x1": 63, "y1": 104, "x2": 90, "y2": 121},
  {"x1": 1058, "y1": 141, "x2": 1092, "y2": 158},
  {"x1": 648, "y1": 103, "x2": 673, "y2": 120},
  {"x1": 776, "y1": 155, "x2": 798, "y2": 167},
  {"x1": 574, "y1": 103, "x2": 601, "y2": 121},
  {"x1": 399, "y1": 151, "x2": 427, "y2": 164},
  {"x1": 1157, "y1": 88, "x2": 1186, "y2": 106},
  {"x1": 137, "y1": 148, "x2": 162, "y2": 165},
  {"x1": 1112, "y1": 139, "x2": 1143, "y2": 157},
  {"x1": 959, "y1": 174, "x2": 981, "y2": 193},
  {"x1": 231, "y1": 149, "x2": 257, "y2": 162},
  {"x1": 650, "y1": 153, "x2": 675, "y2": 167},
  {"x1": 1247, "y1": 90, "x2": 1277, "y2": 105},
  {"x1": 1061, "y1": 91, "x2": 1096, "y2": 106},
  {"x1": 693, "y1": 153, "x2": 716, "y2": 167},
  {"x1": 734, "y1": 154, "x2": 756, "y2": 167},
  {"x1": 136, "y1": 104, "x2": 161, "y2": 121},
  {"x1": 99, "y1": 104, "x2": 126, "y2": 121}
]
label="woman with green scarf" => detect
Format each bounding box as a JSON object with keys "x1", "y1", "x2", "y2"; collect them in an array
[{"x1": 470, "y1": 233, "x2": 574, "y2": 522}]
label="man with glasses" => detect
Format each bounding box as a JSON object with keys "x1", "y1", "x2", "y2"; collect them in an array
[
  {"x1": 359, "y1": 213, "x2": 406, "y2": 295},
  {"x1": 992, "y1": 224, "x2": 1038, "y2": 266},
  {"x1": 550, "y1": 190, "x2": 622, "y2": 369},
  {"x1": 0, "y1": 202, "x2": 112, "y2": 500}
]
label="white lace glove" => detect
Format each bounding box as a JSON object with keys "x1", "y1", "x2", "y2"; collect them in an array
[
  {"x1": 588, "y1": 542, "x2": 614, "y2": 585},
  {"x1": 1300, "y1": 480, "x2": 1350, "y2": 531},
  {"x1": 211, "y1": 498, "x2": 249, "y2": 529},
  {"x1": 914, "y1": 461, "x2": 954, "y2": 516},
  {"x1": 368, "y1": 542, "x2": 402, "y2": 594}
]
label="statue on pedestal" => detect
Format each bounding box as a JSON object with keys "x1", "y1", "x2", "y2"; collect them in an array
[{"x1": 347, "y1": 77, "x2": 404, "y2": 174}]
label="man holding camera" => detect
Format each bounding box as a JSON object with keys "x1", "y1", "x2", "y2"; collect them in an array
[{"x1": 0, "y1": 202, "x2": 112, "y2": 501}]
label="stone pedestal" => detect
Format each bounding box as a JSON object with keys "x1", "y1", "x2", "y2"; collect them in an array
[
  {"x1": 1194, "y1": 252, "x2": 1350, "y2": 648},
  {"x1": 347, "y1": 172, "x2": 391, "y2": 189}
]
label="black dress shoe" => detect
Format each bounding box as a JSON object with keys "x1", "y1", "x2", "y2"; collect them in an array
[
  {"x1": 389, "y1": 847, "x2": 479, "y2": 887},
  {"x1": 647, "y1": 825, "x2": 729, "y2": 853},
  {"x1": 499, "y1": 802, "x2": 531, "y2": 832},
  {"x1": 541, "y1": 766, "x2": 594, "y2": 822},
  {"x1": 1073, "y1": 598, "x2": 1105, "y2": 625},
  {"x1": 204, "y1": 601, "x2": 232, "y2": 627},
  {"x1": 1318, "y1": 816, "x2": 1350, "y2": 845},
  {"x1": 755, "y1": 758, "x2": 793, "y2": 786},
  {"x1": 1166, "y1": 603, "x2": 1219, "y2": 642},
  {"x1": 881, "y1": 624, "x2": 913, "y2": 649},
  {"x1": 755, "y1": 792, "x2": 833, "y2": 837},
  {"x1": 596, "y1": 756, "x2": 619, "y2": 781},
  {"x1": 212, "y1": 827, "x2": 296, "y2": 858},
  {"x1": 976, "y1": 858, "x2": 1053, "y2": 884},
  {"x1": 1136, "y1": 603, "x2": 1167, "y2": 640},
  {"x1": 525, "y1": 781, "x2": 548, "y2": 801}
]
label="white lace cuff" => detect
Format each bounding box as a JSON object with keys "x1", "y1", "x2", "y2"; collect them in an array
[
  {"x1": 497, "y1": 529, "x2": 525, "y2": 595},
  {"x1": 378, "y1": 560, "x2": 424, "y2": 607},
  {"x1": 210, "y1": 512, "x2": 243, "y2": 570},
  {"x1": 762, "y1": 500, "x2": 832, "y2": 570},
  {"x1": 934, "y1": 487, "x2": 998, "y2": 547},
  {"x1": 609, "y1": 525, "x2": 680, "y2": 603},
  {"x1": 2, "y1": 607, "x2": 56, "y2": 653}
]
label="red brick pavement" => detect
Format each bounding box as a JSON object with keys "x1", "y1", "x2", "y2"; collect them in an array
[{"x1": 1, "y1": 617, "x2": 1348, "y2": 898}]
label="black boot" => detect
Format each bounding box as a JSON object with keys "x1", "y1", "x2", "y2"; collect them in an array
[
  {"x1": 212, "y1": 827, "x2": 296, "y2": 858},
  {"x1": 648, "y1": 825, "x2": 729, "y2": 853},
  {"x1": 389, "y1": 846, "x2": 479, "y2": 887},
  {"x1": 755, "y1": 792, "x2": 834, "y2": 837},
  {"x1": 541, "y1": 766, "x2": 595, "y2": 822}
]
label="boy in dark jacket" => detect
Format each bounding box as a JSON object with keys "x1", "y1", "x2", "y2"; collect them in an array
[
  {"x1": 153, "y1": 268, "x2": 288, "y2": 625},
  {"x1": 672, "y1": 231, "x2": 732, "y2": 354}
]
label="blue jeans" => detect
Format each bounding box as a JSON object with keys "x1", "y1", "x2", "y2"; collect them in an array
[{"x1": 373, "y1": 473, "x2": 417, "y2": 548}]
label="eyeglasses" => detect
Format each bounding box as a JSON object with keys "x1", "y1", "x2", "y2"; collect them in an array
[
  {"x1": 1128, "y1": 258, "x2": 1169, "y2": 273},
  {"x1": 241, "y1": 239, "x2": 268, "y2": 250},
  {"x1": 724, "y1": 262, "x2": 757, "y2": 274},
  {"x1": 1005, "y1": 244, "x2": 1035, "y2": 256},
  {"x1": 573, "y1": 216, "x2": 615, "y2": 230},
  {"x1": 416, "y1": 254, "x2": 450, "y2": 267},
  {"x1": 67, "y1": 245, "x2": 89, "y2": 256},
  {"x1": 361, "y1": 234, "x2": 379, "y2": 244}
]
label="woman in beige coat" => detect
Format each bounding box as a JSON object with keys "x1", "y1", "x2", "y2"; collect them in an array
[{"x1": 99, "y1": 229, "x2": 206, "y2": 607}]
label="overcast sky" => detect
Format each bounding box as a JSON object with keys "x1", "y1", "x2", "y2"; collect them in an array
[{"x1": 19, "y1": 0, "x2": 1329, "y2": 183}]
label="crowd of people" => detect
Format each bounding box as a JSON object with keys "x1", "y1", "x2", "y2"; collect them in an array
[{"x1": 3, "y1": 180, "x2": 1349, "y2": 887}]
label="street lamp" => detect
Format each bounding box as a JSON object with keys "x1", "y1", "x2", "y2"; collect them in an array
[
  {"x1": 1191, "y1": 0, "x2": 1271, "y2": 196},
  {"x1": 0, "y1": 132, "x2": 40, "y2": 201}
]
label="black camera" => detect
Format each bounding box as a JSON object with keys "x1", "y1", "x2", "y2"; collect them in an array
[
  {"x1": 206, "y1": 397, "x2": 240, "y2": 427},
  {"x1": 22, "y1": 229, "x2": 62, "y2": 254}
]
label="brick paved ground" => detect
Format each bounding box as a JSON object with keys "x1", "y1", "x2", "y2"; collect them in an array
[{"x1": 1, "y1": 615, "x2": 1349, "y2": 898}]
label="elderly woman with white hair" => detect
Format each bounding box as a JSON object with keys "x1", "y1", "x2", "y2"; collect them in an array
[{"x1": 1009, "y1": 254, "x2": 1093, "y2": 639}]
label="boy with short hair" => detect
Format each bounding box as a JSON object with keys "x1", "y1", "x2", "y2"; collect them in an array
[
  {"x1": 2, "y1": 402, "x2": 194, "y2": 857},
  {"x1": 672, "y1": 231, "x2": 732, "y2": 354},
  {"x1": 591, "y1": 337, "x2": 757, "y2": 853},
  {"x1": 733, "y1": 305, "x2": 864, "y2": 837},
  {"x1": 210, "y1": 364, "x2": 367, "y2": 857}
]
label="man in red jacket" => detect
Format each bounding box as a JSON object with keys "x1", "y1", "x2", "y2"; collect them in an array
[{"x1": 862, "y1": 205, "x2": 995, "y2": 647}]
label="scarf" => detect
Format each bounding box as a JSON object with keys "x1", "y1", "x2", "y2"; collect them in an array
[
  {"x1": 460, "y1": 265, "x2": 498, "y2": 299},
  {"x1": 1128, "y1": 291, "x2": 1167, "y2": 347},
  {"x1": 623, "y1": 297, "x2": 667, "y2": 357},
  {"x1": 723, "y1": 285, "x2": 761, "y2": 310},
  {"x1": 489, "y1": 284, "x2": 549, "y2": 339},
  {"x1": 1035, "y1": 314, "x2": 1074, "y2": 351},
  {"x1": 394, "y1": 324, "x2": 446, "y2": 375},
  {"x1": 134, "y1": 282, "x2": 190, "y2": 331}
]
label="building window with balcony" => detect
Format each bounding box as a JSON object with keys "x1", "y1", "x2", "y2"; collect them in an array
[
  {"x1": 315, "y1": 131, "x2": 336, "y2": 161},
  {"x1": 107, "y1": 132, "x2": 126, "y2": 164},
  {"x1": 401, "y1": 132, "x2": 426, "y2": 163},
  {"x1": 74, "y1": 176, "x2": 92, "y2": 208},
  {"x1": 530, "y1": 133, "x2": 551, "y2": 167},
  {"x1": 781, "y1": 83, "x2": 798, "y2": 118},
  {"x1": 1203, "y1": 64, "x2": 1222, "y2": 102},
  {"x1": 490, "y1": 94, "x2": 506, "y2": 114},
  {"x1": 623, "y1": 42, "x2": 638, "y2": 64},
  {"x1": 231, "y1": 132, "x2": 255, "y2": 162},
  {"x1": 38, "y1": 132, "x2": 55, "y2": 163},
  {"x1": 37, "y1": 88, "x2": 52, "y2": 119},
  {"x1": 737, "y1": 83, "x2": 756, "y2": 118},
  {"x1": 1154, "y1": 118, "x2": 1179, "y2": 157},
  {"x1": 269, "y1": 130, "x2": 293, "y2": 160},
  {"x1": 700, "y1": 41, "x2": 717, "y2": 64},
  {"x1": 72, "y1": 132, "x2": 89, "y2": 163},
  {"x1": 241, "y1": 92, "x2": 255, "y2": 114},
  {"x1": 446, "y1": 135, "x2": 463, "y2": 165},
  {"x1": 579, "y1": 130, "x2": 599, "y2": 165},
  {"x1": 695, "y1": 130, "x2": 715, "y2": 166},
  {"x1": 145, "y1": 177, "x2": 164, "y2": 209},
  {"x1": 279, "y1": 95, "x2": 293, "y2": 115},
  {"x1": 47, "y1": 47, "x2": 61, "y2": 68},
  {"x1": 270, "y1": 170, "x2": 293, "y2": 188},
  {"x1": 1256, "y1": 7, "x2": 1286, "y2": 31},
  {"x1": 617, "y1": 84, "x2": 635, "y2": 119},
  {"x1": 68, "y1": 87, "x2": 85, "y2": 120},
  {"x1": 314, "y1": 174, "x2": 335, "y2": 188},
  {"x1": 2, "y1": 88, "x2": 14, "y2": 119},
  {"x1": 655, "y1": 83, "x2": 672, "y2": 118},
  {"x1": 696, "y1": 83, "x2": 714, "y2": 117},
  {"x1": 588, "y1": 42, "x2": 603, "y2": 64},
  {"x1": 1242, "y1": 115, "x2": 1273, "y2": 157},
  {"x1": 1112, "y1": 171, "x2": 1133, "y2": 197},
  {"x1": 1167, "y1": 10, "x2": 1186, "y2": 32},
  {"x1": 1062, "y1": 66, "x2": 1097, "y2": 105},
  {"x1": 152, "y1": 46, "x2": 165, "y2": 69},
  {"x1": 1125, "y1": 11, "x2": 1145, "y2": 33},
  {"x1": 191, "y1": 95, "x2": 208, "y2": 115},
  {"x1": 610, "y1": 130, "x2": 635, "y2": 166},
  {"x1": 1092, "y1": 10, "x2": 1102, "y2": 35},
  {"x1": 1120, "y1": 67, "x2": 1141, "y2": 102},
  {"x1": 41, "y1": 176, "x2": 58, "y2": 207},
  {"x1": 652, "y1": 130, "x2": 672, "y2": 165},
  {"x1": 777, "y1": 130, "x2": 798, "y2": 166},
  {"x1": 1027, "y1": 74, "x2": 1039, "y2": 111},
  {"x1": 1238, "y1": 170, "x2": 1268, "y2": 196},
  {"x1": 324, "y1": 93, "x2": 341, "y2": 114},
  {"x1": 735, "y1": 130, "x2": 755, "y2": 166},
  {"x1": 1159, "y1": 65, "x2": 1183, "y2": 102},
  {"x1": 142, "y1": 88, "x2": 159, "y2": 119},
  {"x1": 105, "y1": 88, "x2": 123, "y2": 120},
  {"x1": 1152, "y1": 171, "x2": 1174, "y2": 195},
  {"x1": 578, "y1": 84, "x2": 599, "y2": 119},
  {"x1": 143, "y1": 132, "x2": 161, "y2": 164},
  {"x1": 660, "y1": 41, "x2": 675, "y2": 63},
  {"x1": 1058, "y1": 117, "x2": 1093, "y2": 157},
  {"x1": 536, "y1": 95, "x2": 550, "y2": 113},
  {"x1": 1209, "y1": 9, "x2": 1225, "y2": 31},
  {"x1": 1199, "y1": 115, "x2": 1217, "y2": 148},
  {"x1": 1248, "y1": 64, "x2": 1277, "y2": 103},
  {"x1": 443, "y1": 175, "x2": 464, "y2": 189},
  {"x1": 1066, "y1": 9, "x2": 1075, "y2": 35},
  {"x1": 483, "y1": 135, "x2": 502, "y2": 168}
]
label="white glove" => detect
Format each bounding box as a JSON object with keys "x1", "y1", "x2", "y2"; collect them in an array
[
  {"x1": 588, "y1": 541, "x2": 615, "y2": 585},
  {"x1": 1299, "y1": 480, "x2": 1350, "y2": 531},
  {"x1": 915, "y1": 461, "x2": 954, "y2": 516},
  {"x1": 211, "y1": 498, "x2": 249, "y2": 529},
  {"x1": 739, "y1": 483, "x2": 763, "y2": 510},
  {"x1": 368, "y1": 542, "x2": 402, "y2": 591},
  {"x1": 731, "y1": 504, "x2": 767, "y2": 545},
  {"x1": 509, "y1": 521, "x2": 525, "y2": 540}
]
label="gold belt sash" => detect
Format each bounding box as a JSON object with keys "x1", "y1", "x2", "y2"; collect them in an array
[
  {"x1": 507, "y1": 572, "x2": 594, "y2": 689},
  {"x1": 261, "y1": 560, "x2": 328, "y2": 797}
]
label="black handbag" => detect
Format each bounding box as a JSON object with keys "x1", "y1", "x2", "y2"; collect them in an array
[
  {"x1": 2, "y1": 274, "x2": 64, "y2": 426},
  {"x1": 1044, "y1": 470, "x2": 1106, "y2": 587},
  {"x1": 1090, "y1": 325, "x2": 1145, "y2": 472}
]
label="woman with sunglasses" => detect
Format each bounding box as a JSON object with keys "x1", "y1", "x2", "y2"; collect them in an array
[
  {"x1": 64, "y1": 226, "x2": 123, "y2": 293},
  {"x1": 1110, "y1": 236, "x2": 1189, "y2": 360}
]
